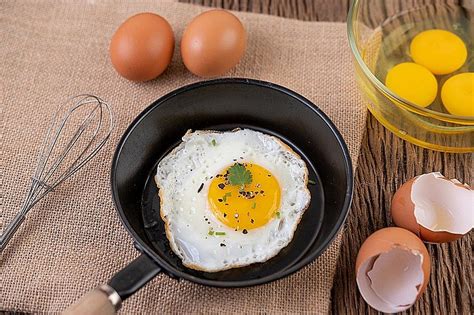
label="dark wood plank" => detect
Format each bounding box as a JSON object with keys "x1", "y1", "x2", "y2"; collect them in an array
[
  {"x1": 180, "y1": 1, "x2": 472, "y2": 314},
  {"x1": 180, "y1": 0, "x2": 351, "y2": 21}
]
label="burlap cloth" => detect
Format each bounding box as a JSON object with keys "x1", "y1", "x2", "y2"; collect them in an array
[{"x1": 1, "y1": 1, "x2": 367, "y2": 313}]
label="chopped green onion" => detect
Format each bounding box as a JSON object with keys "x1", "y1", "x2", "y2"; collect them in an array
[
  {"x1": 208, "y1": 230, "x2": 214, "y2": 235},
  {"x1": 275, "y1": 211, "x2": 281, "y2": 218},
  {"x1": 215, "y1": 232, "x2": 226, "y2": 236},
  {"x1": 222, "y1": 192, "x2": 231, "y2": 202},
  {"x1": 308, "y1": 179, "x2": 316, "y2": 185},
  {"x1": 211, "y1": 139, "x2": 217, "y2": 146},
  {"x1": 251, "y1": 202, "x2": 256, "y2": 209}
]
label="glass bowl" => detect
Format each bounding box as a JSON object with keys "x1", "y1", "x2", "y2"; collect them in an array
[{"x1": 348, "y1": 0, "x2": 473, "y2": 152}]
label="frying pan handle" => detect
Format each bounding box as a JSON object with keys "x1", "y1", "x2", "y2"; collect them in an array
[
  {"x1": 63, "y1": 253, "x2": 161, "y2": 314},
  {"x1": 62, "y1": 286, "x2": 118, "y2": 315}
]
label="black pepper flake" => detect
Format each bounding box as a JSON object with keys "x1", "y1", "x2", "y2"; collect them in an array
[
  {"x1": 218, "y1": 198, "x2": 223, "y2": 202},
  {"x1": 240, "y1": 156, "x2": 243, "y2": 159},
  {"x1": 267, "y1": 174, "x2": 271, "y2": 177},
  {"x1": 233, "y1": 159, "x2": 237, "y2": 161},
  {"x1": 197, "y1": 183, "x2": 204, "y2": 193},
  {"x1": 242, "y1": 229, "x2": 248, "y2": 234},
  {"x1": 218, "y1": 183, "x2": 225, "y2": 189},
  {"x1": 216, "y1": 174, "x2": 221, "y2": 178},
  {"x1": 220, "y1": 243, "x2": 226, "y2": 247},
  {"x1": 260, "y1": 190, "x2": 264, "y2": 194},
  {"x1": 225, "y1": 203, "x2": 229, "y2": 206},
  {"x1": 223, "y1": 213, "x2": 227, "y2": 217},
  {"x1": 250, "y1": 219, "x2": 255, "y2": 224}
]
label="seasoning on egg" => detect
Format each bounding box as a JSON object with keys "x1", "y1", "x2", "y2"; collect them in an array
[
  {"x1": 391, "y1": 172, "x2": 473, "y2": 243},
  {"x1": 197, "y1": 183, "x2": 204, "y2": 193},
  {"x1": 356, "y1": 227, "x2": 431, "y2": 313},
  {"x1": 181, "y1": 9, "x2": 247, "y2": 77},
  {"x1": 410, "y1": 29, "x2": 467, "y2": 75},
  {"x1": 441, "y1": 73, "x2": 474, "y2": 117},
  {"x1": 385, "y1": 62, "x2": 438, "y2": 107},
  {"x1": 109, "y1": 13, "x2": 174, "y2": 82}
]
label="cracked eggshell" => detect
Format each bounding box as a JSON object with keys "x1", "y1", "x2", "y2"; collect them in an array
[
  {"x1": 391, "y1": 172, "x2": 474, "y2": 243},
  {"x1": 356, "y1": 227, "x2": 430, "y2": 313}
]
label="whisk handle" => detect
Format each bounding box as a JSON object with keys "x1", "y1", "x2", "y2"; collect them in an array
[{"x1": 0, "y1": 212, "x2": 26, "y2": 252}]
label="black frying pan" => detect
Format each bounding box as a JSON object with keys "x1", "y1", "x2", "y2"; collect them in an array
[{"x1": 64, "y1": 78, "x2": 353, "y2": 314}]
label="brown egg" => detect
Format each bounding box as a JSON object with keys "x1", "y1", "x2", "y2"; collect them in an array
[
  {"x1": 391, "y1": 172, "x2": 473, "y2": 243},
  {"x1": 110, "y1": 13, "x2": 174, "y2": 81},
  {"x1": 356, "y1": 227, "x2": 430, "y2": 313},
  {"x1": 181, "y1": 9, "x2": 246, "y2": 77}
]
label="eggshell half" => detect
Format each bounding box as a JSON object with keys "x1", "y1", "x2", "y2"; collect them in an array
[
  {"x1": 356, "y1": 227, "x2": 430, "y2": 313},
  {"x1": 391, "y1": 172, "x2": 473, "y2": 243}
]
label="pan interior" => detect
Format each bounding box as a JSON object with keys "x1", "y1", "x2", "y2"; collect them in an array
[{"x1": 141, "y1": 124, "x2": 324, "y2": 282}]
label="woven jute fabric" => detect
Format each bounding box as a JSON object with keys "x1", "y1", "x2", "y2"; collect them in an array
[{"x1": 1, "y1": 1, "x2": 367, "y2": 313}]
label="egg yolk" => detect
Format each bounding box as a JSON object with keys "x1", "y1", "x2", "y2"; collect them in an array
[
  {"x1": 208, "y1": 163, "x2": 281, "y2": 230},
  {"x1": 385, "y1": 62, "x2": 438, "y2": 107},
  {"x1": 441, "y1": 73, "x2": 474, "y2": 117},
  {"x1": 410, "y1": 29, "x2": 467, "y2": 75}
]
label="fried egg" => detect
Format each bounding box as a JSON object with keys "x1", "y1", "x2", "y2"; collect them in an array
[{"x1": 155, "y1": 129, "x2": 310, "y2": 272}]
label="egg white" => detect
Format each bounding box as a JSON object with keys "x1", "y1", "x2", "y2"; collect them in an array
[{"x1": 155, "y1": 129, "x2": 310, "y2": 272}]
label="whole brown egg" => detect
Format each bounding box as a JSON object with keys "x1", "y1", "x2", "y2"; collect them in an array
[
  {"x1": 110, "y1": 13, "x2": 174, "y2": 82},
  {"x1": 181, "y1": 9, "x2": 246, "y2": 77}
]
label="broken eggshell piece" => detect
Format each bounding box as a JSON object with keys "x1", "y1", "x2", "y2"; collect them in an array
[
  {"x1": 356, "y1": 227, "x2": 430, "y2": 313},
  {"x1": 391, "y1": 172, "x2": 473, "y2": 243}
]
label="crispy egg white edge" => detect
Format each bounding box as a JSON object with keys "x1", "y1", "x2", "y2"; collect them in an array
[{"x1": 154, "y1": 129, "x2": 311, "y2": 272}]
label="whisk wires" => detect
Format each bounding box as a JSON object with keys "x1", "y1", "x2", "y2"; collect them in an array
[{"x1": 1, "y1": 94, "x2": 114, "y2": 252}]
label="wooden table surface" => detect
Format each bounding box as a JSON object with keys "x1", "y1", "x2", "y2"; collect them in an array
[{"x1": 179, "y1": 1, "x2": 473, "y2": 314}]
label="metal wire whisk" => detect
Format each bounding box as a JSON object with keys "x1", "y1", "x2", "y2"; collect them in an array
[{"x1": 0, "y1": 94, "x2": 114, "y2": 252}]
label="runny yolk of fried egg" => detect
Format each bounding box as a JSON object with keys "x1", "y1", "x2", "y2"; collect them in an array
[{"x1": 208, "y1": 163, "x2": 281, "y2": 230}]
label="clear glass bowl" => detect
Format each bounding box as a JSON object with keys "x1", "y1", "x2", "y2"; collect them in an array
[{"x1": 348, "y1": 0, "x2": 473, "y2": 152}]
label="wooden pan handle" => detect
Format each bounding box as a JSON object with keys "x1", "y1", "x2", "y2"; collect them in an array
[
  {"x1": 62, "y1": 285, "x2": 121, "y2": 315},
  {"x1": 63, "y1": 253, "x2": 161, "y2": 314}
]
